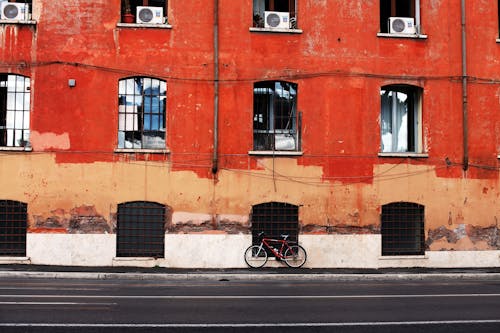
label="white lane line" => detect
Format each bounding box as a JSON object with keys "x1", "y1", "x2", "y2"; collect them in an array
[
  {"x1": 1, "y1": 294, "x2": 500, "y2": 299},
  {"x1": 0, "y1": 301, "x2": 116, "y2": 306},
  {"x1": 1, "y1": 320, "x2": 500, "y2": 327}
]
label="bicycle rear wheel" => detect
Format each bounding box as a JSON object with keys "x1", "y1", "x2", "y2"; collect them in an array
[
  {"x1": 244, "y1": 245, "x2": 268, "y2": 268},
  {"x1": 284, "y1": 245, "x2": 307, "y2": 268}
]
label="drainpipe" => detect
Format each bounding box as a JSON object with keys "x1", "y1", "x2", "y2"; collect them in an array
[
  {"x1": 461, "y1": 0, "x2": 469, "y2": 171},
  {"x1": 212, "y1": 0, "x2": 220, "y2": 175}
]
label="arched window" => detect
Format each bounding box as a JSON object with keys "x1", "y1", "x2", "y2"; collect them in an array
[
  {"x1": 253, "y1": 81, "x2": 300, "y2": 152},
  {"x1": 251, "y1": 202, "x2": 299, "y2": 245},
  {"x1": 0, "y1": 74, "x2": 30, "y2": 148},
  {"x1": 381, "y1": 202, "x2": 425, "y2": 256},
  {"x1": 118, "y1": 77, "x2": 167, "y2": 150},
  {"x1": 380, "y1": 84, "x2": 423, "y2": 153},
  {"x1": 116, "y1": 201, "x2": 166, "y2": 258},
  {"x1": 0, "y1": 200, "x2": 27, "y2": 256}
]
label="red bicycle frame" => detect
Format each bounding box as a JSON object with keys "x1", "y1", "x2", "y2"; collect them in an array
[{"x1": 261, "y1": 237, "x2": 292, "y2": 259}]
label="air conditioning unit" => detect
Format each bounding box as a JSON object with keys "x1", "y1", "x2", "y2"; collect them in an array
[
  {"x1": 1, "y1": 2, "x2": 28, "y2": 21},
  {"x1": 264, "y1": 11, "x2": 290, "y2": 29},
  {"x1": 136, "y1": 6, "x2": 164, "y2": 24},
  {"x1": 388, "y1": 17, "x2": 416, "y2": 34}
]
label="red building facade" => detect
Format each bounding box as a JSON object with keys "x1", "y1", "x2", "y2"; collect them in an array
[{"x1": 0, "y1": 0, "x2": 499, "y2": 268}]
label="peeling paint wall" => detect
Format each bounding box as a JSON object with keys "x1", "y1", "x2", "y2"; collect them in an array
[{"x1": 1, "y1": 1, "x2": 500, "y2": 267}]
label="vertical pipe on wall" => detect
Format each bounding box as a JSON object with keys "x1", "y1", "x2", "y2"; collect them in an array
[
  {"x1": 212, "y1": 0, "x2": 219, "y2": 175},
  {"x1": 461, "y1": 0, "x2": 469, "y2": 171}
]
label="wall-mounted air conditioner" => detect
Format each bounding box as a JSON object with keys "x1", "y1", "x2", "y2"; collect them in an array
[
  {"x1": 388, "y1": 17, "x2": 416, "y2": 34},
  {"x1": 1, "y1": 2, "x2": 28, "y2": 21},
  {"x1": 264, "y1": 11, "x2": 289, "y2": 29},
  {"x1": 136, "y1": 6, "x2": 164, "y2": 24}
]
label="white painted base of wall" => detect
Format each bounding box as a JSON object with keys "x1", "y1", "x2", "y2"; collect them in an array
[{"x1": 21, "y1": 234, "x2": 500, "y2": 268}]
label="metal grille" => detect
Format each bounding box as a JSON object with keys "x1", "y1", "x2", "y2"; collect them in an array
[
  {"x1": 251, "y1": 202, "x2": 299, "y2": 245},
  {"x1": 0, "y1": 74, "x2": 31, "y2": 148},
  {"x1": 381, "y1": 202, "x2": 424, "y2": 256},
  {"x1": 116, "y1": 201, "x2": 166, "y2": 258},
  {"x1": 0, "y1": 200, "x2": 27, "y2": 256}
]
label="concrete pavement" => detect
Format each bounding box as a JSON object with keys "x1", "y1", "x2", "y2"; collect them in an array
[{"x1": 1, "y1": 264, "x2": 500, "y2": 281}]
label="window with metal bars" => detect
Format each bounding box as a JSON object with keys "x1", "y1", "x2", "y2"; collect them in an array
[
  {"x1": 381, "y1": 202, "x2": 425, "y2": 256},
  {"x1": 251, "y1": 202, "x2": 299, "y2": 246},
  {"x1": 0, "y1": 200, "x2": 27, "y2": 256},
  {"x1": 253, "y1": 81, "x2": 300, "y2": 152},
  {"x1": 118, "y1": 77, "x2": 166, "y2": 149},
  {"x1": 0, "y1": 74, "x2": 30, "y2": 148},
  {"x1": 116, "y1": 201, "x2": 166, "y2": 258}
]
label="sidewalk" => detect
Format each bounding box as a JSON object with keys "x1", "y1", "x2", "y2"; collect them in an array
[{"x1": 1, "y1": 264, "x2": 500, "y2": 281}]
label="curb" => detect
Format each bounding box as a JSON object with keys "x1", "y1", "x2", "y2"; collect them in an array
[{"x1": 1, "y1": 271, "x2": 500, "y2": 281}]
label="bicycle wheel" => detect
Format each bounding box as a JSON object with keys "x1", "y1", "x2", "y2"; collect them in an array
[
  {"x1": 284, "y1": 245, "x2": 307, "y2": 268},
  {"x1": 244, "y1": 245, "x2": 268, "y2": 268}
]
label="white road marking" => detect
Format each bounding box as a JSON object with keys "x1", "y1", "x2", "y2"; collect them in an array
[
  {"x1": 1, "y1": 293, "x2": 500, "y2": 299},
  {"x1": 0, "y1": 301, "x2": 116, "y2": 305},
  {"x1": 1, "y1": 320, "x2": 500, "y2": 327}
]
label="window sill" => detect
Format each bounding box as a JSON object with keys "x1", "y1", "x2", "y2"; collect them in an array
[
  {"x1": 114, "y1": 148, "x2": 170, "y2": 154},
  {"x1": 0, "y1": 20, "x2": 36, "y2": 25},
  {"x1": 0, "y1": 146, "x2": 32, "y2": 152},
  {"x1": 377, "y1": 33, "x2": 428, "y2": 39},
  {"x1": 0, "y1": 256, "x2": 31, "y2": 264},
  {"x1": 379, "y1": 255, "x2": 428, "y2": 260},
  {"x1": 249, "y1": 27, "x2": 303, "y2": 34},
  {"x1": 249, "y1": 150, "x2": 303, "y2": 156},
  {"x1": 117, "y1": 23, "x2": 172, "y2": 29},
  {"x1": 496, "y1": 39, "x2": 500, "y2": 43},
  {"x1": 378, "y1": 152, "x2": 428, "y2": 158}
]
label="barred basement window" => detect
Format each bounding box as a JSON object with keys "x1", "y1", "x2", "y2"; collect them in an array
[
  {"x1": 118, "y1": 77, "x2": 166, "y2": 149},
  {"x1": 116, "y1": 201, "x2": 166, "y2": 258},
  {"x1": 0, "y1": 200, "x2": 27, "y2": 256},
  {"x1": 0, "y1": 74, "x2": 30, "y2": 148},
  {"x1": 381, "y1": 202, "x2": 425, "y2": 256},
  {"x1": 251, "y1": 202, "x2": 299, "y2": 247}
]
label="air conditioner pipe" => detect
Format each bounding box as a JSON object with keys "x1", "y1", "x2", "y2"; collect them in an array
[
  {"x1": 461, "y1": 0, "x2": 469, "y2": 171},
  {"x1": 212, "y1": 0, "x2": 219, "y2": 175}
]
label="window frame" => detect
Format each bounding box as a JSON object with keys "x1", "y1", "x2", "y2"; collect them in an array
[
  {"x1": 119, "y1": 0, "x2": 171, "y2": 27},
  {"x1": 116, "y1": 76, "x2": 168, "y2": 152},
  {"x1": 379, "y1": 84, "x2": 424, "y2": 156},
  {"x1": 116, "y1": 201, "x2": 166, "y2": 258},
  {"x1": 0, "y1": 74, "x2": 31, "y2": 150},
  {"x1": 0, "y1": 200, "x2": 27, "y2": 257},
  {"x1": 378, "y1": 0, "x2": 427, "y2": 39},
  {"x1": 250, "y1": 80, "x2": 302, "y2": 155},
  {"x1": 250, "y1": 0, "x2": 302, "y2": 33},
  {"x1": 381, "y1": 202, "x2": 425, "y2": 256},
  {"x1": 0, "y1": 0, "x2": 34, "y2": 24}
]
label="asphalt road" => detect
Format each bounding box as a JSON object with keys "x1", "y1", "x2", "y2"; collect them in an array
[{"x1": 0, "y1": 276, "x2": 499, "y2": 332}]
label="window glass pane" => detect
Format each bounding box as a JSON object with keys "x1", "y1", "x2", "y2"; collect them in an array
[
  {"x1": 15, "y1": 111, "x2": 23, "y2": 128},
  {"x1": 6, "y1": 111, "x2": 14, "y2": 128},
  {"x1": 7, "y1": 76, "x2": 16, "y2": 92},
  {"x1": 23, "y1": 93, "x2": 30, "y2": 110}
]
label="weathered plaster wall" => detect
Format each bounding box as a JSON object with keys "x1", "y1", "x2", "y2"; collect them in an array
[{"x1": 1, "y1": 1, "x2": 500, "y2": 267}]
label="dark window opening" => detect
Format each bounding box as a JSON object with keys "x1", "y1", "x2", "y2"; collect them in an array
[
  {"x1": 381, "y1": 202, "x2": 425, "y2": 256},
  {"x1": 251, "y1": 202, "x2": 299, "y2": 256},
  {"x1": 116, "y1": 201, "x2": 166, "y2": 258},
  {"x1": 0, "y1": 200, "x2": 27, "y2": 256},
  {"x1": 253, "y1": 0, "x2": 297, "y2": 28},
  {"x1": 121, "y1": 0, "x2": 167, "y2": 23},
  {"x1": 380, "y1": 84, "x2": 421, "y2": 153},
  {"x1": 380, "y1": 0, "x2": 415, "y2": 33},
  {"x1": 118, "y1": 77, "x2": 166, "y2": 149},
  {"x1": 253, "y1": 81, "x2": 300, "y2": 151},
  {"x1": 0, "y1": 74, "x2": 30, "y2": 148}
]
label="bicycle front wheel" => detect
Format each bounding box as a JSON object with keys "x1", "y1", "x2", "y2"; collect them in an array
[
  {"x1": 244, "y1": 245, "x2": 268, "y2": 268},
  {"x1": 284, "y1": 245, "x2": 307, "y2": 268}
]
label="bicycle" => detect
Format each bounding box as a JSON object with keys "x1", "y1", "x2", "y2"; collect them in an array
[{"x1": 244, "y1": 231, "x2": 307, "y2": 268}]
